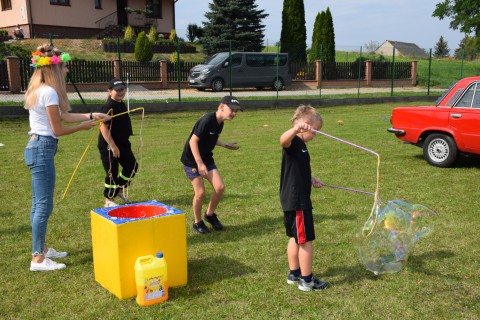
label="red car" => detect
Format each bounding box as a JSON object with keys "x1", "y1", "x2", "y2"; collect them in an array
[{"x1": 388, "y1": 76, "x2": 480, "y2": 167}]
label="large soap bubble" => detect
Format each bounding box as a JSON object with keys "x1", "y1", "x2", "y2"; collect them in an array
[{"x1": 355, "y1": 199, "x2": 435, "y2": 275}]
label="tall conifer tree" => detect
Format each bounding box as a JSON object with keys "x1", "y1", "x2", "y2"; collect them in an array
[
  {"x1": 323, "y1": 7, "x2": 336, "y2": 63},
  {"x1": 310, "y1": 11, "x2": 325, "y2": 62},
  {"x1": 280, "y1": 0, "x2": 307, "y2": 62},
  {"x1": 200, "y1": 0, "x2": 268, "y2": 55}
]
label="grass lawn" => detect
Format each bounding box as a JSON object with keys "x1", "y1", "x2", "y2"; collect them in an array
[{"x1": 0, "y1": 102, "x2": 479, "y2": 319}]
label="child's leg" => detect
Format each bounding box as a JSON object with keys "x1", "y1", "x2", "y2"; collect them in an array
[
  {"x1": 205, "y1": 169, "x2": 225, "y2": 214},
  {"x1": 190, "y1": 176, "x2": 206, "y2": 224},
  {"x1": 117, "y1": 148, "x2": 138, "y2": 188},
  {"x1": 287, "y1": 237, "x2": 300, "y2": 271},
  {"x1": 298, "y1": 241, "x2": 313, "y2": 277},
  {"x1": 100, "y1": 147, "x2": 119, "y2": 199}
]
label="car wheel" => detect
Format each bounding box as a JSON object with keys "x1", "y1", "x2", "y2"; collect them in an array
[
  {"x1": 423, "y1": 134, "x2": 458, "y2": 167},
  {"x1": 211, "y1": 78, "x2": 224, "y2": 92},
  {"x1": 272, "y1": 78, "x2": 284, "y2": 91}
]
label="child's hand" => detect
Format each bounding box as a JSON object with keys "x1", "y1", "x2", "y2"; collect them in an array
[
  {"x1": 294, "y1": 122, "x2": 311, "y2": 133},
  {"x1": 224, "y1": 142, "x2": 239, "y2": 150},
  {"x1": 198, "y1": 163, "x2": 207, "y2": 177},
  {"x1": 311, "y1": 176, "x2": 323, "y2": 188},
  {"x1": 109, "y1": 145, "x2": 120, "y2": 158}
]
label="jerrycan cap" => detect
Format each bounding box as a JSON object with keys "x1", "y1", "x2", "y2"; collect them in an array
[{"x1": 156, "y1": 252, "x2": 164, "y2": 258}]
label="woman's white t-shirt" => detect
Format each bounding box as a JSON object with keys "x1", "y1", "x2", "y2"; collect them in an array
[{"x1": 28, "y1": 85, "x2": 60, "y2": 139}]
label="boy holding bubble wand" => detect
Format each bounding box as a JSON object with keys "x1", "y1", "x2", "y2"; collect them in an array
[{"x1": 280, "y1": 105, "x2": 328, "y2": 291}]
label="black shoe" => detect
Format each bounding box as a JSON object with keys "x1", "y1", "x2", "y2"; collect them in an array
[
  {"x1": 287, "y1": 272, "x2": 301, "y2": 285},
  {"x1": 204, "y1": 212, "x2": 223, "y2": 230},
  {"x1": 193, "y1": 220, "x2": 210, "y2": 234}
]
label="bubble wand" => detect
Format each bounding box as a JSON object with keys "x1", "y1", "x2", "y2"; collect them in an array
[{"x1": 310, "y1": 128, "x2": 381, "y2": 236}]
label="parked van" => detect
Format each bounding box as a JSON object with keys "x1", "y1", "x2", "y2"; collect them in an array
[{"x1": 188, "y1": 52, "x2": 291, "y2": 91}]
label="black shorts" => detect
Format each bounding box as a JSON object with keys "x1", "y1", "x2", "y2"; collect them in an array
[{"x1": 284, "y1": 209, "x2": 315, "y2": 244}]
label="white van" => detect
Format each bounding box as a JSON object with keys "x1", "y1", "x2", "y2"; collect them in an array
[{"x1": 187, "y1": 52, "x2": 291, "y2": 91}]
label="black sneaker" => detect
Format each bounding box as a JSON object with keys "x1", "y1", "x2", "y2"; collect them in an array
[
  {"x1": 287, "y1": 273, "x2": 300, "y2": 285},
  {"x1": 298, "y1": 276, "x2": 329, "y2": 291},
  {"x1": 204, "y1": 213, "x2": 224, "y2": 230},
  {"x1": 193, "y1": 221, "x2": 210, "y2": 234}
]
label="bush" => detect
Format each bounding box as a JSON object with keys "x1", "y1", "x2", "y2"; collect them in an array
[
  {"x1": 134, "y1": 31, "x2": 153, "y2": 62},
  {"x1": 124, "y1": 25, "x2": 136, "y2": 42},
  {"x1": 147, "y1": 26, "x2": 158, "y2": 43},
  {"x1": 169, "y1": 29, "x2": 177, "y2": 41}
]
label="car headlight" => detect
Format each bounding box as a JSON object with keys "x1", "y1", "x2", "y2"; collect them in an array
[{"x1": 201, "y1": 69, "x2": 211, "y2": 74}]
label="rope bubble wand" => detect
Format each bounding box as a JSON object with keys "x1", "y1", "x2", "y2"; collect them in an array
[
  {"x1": 61, "y1": 107, "x2": 145, "y2": 200},
  {"x1": 310, "y1": 128, "x2": 381, "y2": 236}
]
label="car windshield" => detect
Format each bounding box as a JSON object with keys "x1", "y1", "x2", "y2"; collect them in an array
[
  {"x1": 204, "y1": 53, "x2": 228, "y2": 65},
  {"x1": 436, "y1": 81, "x2": 458, "y2": 106}
]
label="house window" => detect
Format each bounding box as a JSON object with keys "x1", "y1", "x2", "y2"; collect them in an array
[
  {"x1": 1, "y1": 0, "x2": 12, "y2": 10},
  {"x1": 50, "y1": 0, "x2": 70, "y2": 5},
  {"x1": 94, "y1": 0, "x2": 101, "y2": 9},
  {"x1": 146, "y1": 0, "x2": 161, "y2": 19}
]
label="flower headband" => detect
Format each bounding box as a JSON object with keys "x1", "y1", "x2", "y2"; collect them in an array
[{"x1": 31, "y1": 51, "x2": 71, "y2": 68}]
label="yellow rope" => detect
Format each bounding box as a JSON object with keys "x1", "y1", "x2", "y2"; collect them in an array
[{"x1": 61, "y1": 107, "x2": 145, "y2": 200}]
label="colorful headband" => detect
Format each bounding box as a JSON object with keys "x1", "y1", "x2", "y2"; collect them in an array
[{"x1": 30, "y1": 51, "x2": 71, "y2": 68}]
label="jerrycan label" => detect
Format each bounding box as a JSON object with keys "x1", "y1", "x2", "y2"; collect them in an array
[{"x1": 143, "y1": 276, "x2": 166, "y2": 300}]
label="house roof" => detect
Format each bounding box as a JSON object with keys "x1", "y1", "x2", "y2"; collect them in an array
[{"x1": 377, "y1": 40, "x2": 428, "y2": 58}]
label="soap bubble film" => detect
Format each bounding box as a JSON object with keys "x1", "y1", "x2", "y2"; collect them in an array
[{"x1": 356, "y1": 199, "x2": 435, "y2": 275}]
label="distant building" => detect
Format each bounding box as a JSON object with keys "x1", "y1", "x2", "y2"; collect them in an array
[
  {"x1": 375, "y1": 40, "x2": 428, "y2": 58},
  {"x1": 0, "y1": 0, "x2": 177, "y2": 39}
]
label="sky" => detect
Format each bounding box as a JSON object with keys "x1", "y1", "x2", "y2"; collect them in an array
[{"x1": 174, "y1": 0, "x2": 466, "y2": 52}]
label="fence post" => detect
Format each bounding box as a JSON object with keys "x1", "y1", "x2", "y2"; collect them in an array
[
  {"x1": 6, "y1": 56, "x2": 22, "y2": 93},
  {"x1": 411, "y1": 61, "x2": 417, "y2": 85},
  {"x1": 160, "y1": 60, "x2": 168, "y2": 88},
  {"x1": 315, "y1": 60, "x2": 321, "y2": 87},
  {"x1": 113, "y1": 59, "x2": 121, "y2": 79},
  {"x1": 365, "y1": 60, "x2": 372, "y2": 86}
]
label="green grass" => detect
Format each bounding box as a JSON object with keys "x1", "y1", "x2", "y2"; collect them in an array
[{"x1": 1, "y1": 103, "x2": 479, "y2": 319}]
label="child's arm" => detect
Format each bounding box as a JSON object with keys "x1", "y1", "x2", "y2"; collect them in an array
[
  {"x1": 311, "y1": 176, "x2": 324, "y2": 188},
  {"x1": 216, "y1": 140, "x2": 239, "y2": 150},
  {"x1": 189, "y1": 134, "x2": 208, "y2": 177},
  {"x1": 100, "y1": 123, "x2": 120, "y2": 158},
  {"x1": 280, "y1": 122, "x2": 311, "y2": 148}
]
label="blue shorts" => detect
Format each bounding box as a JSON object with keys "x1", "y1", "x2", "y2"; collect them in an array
[{"x1": 183, "y1": 163, "x2": 217, "y2": 180}]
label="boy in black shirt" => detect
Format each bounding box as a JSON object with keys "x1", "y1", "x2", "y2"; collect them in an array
[
  {"x1": 280, "y1": 105, "x2": 328, "y2": 291},
  {"x1": 181, "y1": 96, "x2": 242, "y2": 234},
  {"x1": 98, "y1": 78, "x2": 138, "y2": 207}
]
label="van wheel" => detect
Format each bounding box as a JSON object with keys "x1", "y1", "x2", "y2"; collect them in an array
[
  {"x1": 272, "y1": 78, "x2": 284, "y2": 91},
  {"x1": 211, "y1": 78, "x2": 224, "y2": 92}
]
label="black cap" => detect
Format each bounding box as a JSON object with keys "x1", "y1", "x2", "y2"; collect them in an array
[
  {"x1": 108, "y1": 78, "x2": 126, "y2": 90},
  {"x1": 220, "y1": 95, "x2": 243, "y2": 111}
]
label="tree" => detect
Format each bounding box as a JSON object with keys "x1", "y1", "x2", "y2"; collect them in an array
[
  {"x1": 186, "y1": 24, "x2": 204, "y2": 42},
  {"x1": 310, "y1": 11, "x2": 325, "y2": 62},
  {"x1": 433, "y1": 0, "x2": 480, "y2": 37},
  {"x1": 280, "y1": 0, "x2": 307, "y2": 62},
  {"x1": 134, "y1": 31, "x2": 153, "y2": 62},
  {"x1": 200, "y1": 0, "x2": 268, "y2": 56},
  {"x1": 364, "y1": 40, "x2": 380, "y2": 54},
  {"x1": 454, "y1": 35, "x2": 479, "y2": 60},
  {"x1": 434, "y1": 36, "x2": 450, "y2": 57},
  {"x1": 322, "y1": 7, "x2": 335, "y2": 63}
]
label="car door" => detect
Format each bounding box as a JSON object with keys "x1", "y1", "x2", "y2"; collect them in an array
[{"x1": 449, "y1": 82, "x2": 480, "y2": 153}]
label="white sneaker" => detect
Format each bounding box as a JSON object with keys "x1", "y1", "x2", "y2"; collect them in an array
[
  {"x1": 30, "y1": 258, "x2": 66, "y2": 272},
  {"x1": 105, "y1": 198, "x2": 118, "y2": 207},
  {"x1": 45, "y1": 247, "x2": 68, "y2": 259}
]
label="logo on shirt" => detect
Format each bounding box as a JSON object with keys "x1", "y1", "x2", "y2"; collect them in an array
[
  {"x1": 302, "y1": 149, "x2": 308, "y2": 153},
  {"x1": 209, "y1": 132, "x2": 216, "y2": 135}
]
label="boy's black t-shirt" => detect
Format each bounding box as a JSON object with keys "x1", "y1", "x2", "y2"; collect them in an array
[
  {"x1": 97, "y1": 97, "x2": 133, "y2": 148},
  {"x1": 280, "y1": 135, "x2": 312, "y2": 211},
  {"x1": 181, "y1": 112, "x2": 223, "y2": 167}
]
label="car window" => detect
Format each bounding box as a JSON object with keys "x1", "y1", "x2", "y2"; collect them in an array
[
  {"x1": 246, "y1": 54, "x2": 266, "y2": 67},
  {"x1": 231, "y1": 54, "x2": 242, "y2": 67},
  {"x1": 439, "y1": 81, "x2": 458, "y2": 106},
  {"x1": 265, "y1": 55, "x2": 287, "y2": 66},
  {"x1": 455, "y1": 83, "x2": 479, "y2": 108}
]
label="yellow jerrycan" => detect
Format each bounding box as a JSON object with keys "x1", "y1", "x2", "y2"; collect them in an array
[{"x1": 135, "y1": 252, "x2": 168, "y2": 306}]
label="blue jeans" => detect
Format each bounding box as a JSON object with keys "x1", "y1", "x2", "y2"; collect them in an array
[{"x1": 24, "y1": 134, "x2": 58, "y2": 256}]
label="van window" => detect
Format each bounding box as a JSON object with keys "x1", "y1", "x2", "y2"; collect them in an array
[
  {"x1": 231, "y1": 54, "x2": 242, "y2": 66},
  {"x1": 266, "y1": 55, "x2": 287, "y2": 66},
  {"x1": 246, "y1": 55, "x2": 266, "y2": 67}
]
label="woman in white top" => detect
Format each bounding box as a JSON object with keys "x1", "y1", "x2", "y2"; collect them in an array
[{"x1": 24, "y1": 43, "x2": 109, "y2": 271}]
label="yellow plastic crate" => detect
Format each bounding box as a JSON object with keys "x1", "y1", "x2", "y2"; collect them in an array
[{"x1": 91, "y1": 200, "x2": 187, "y2": 299}]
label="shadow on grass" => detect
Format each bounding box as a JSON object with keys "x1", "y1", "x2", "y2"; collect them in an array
[
  {"x1": 187, "y1": 215, "x2": 282, "y2": 245},
  {"x1": 0, "y1": 221, "x2": 30, "y2": 238},
  {"x1": 324, "y1": 249, "x2": 458, "y2": 285},
  {"x1": 170, "y1": 255, "x2": 256, "y2": 297},
  {"x1": 412, "y1": 153, "x2": 480, "y2": 168}
]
